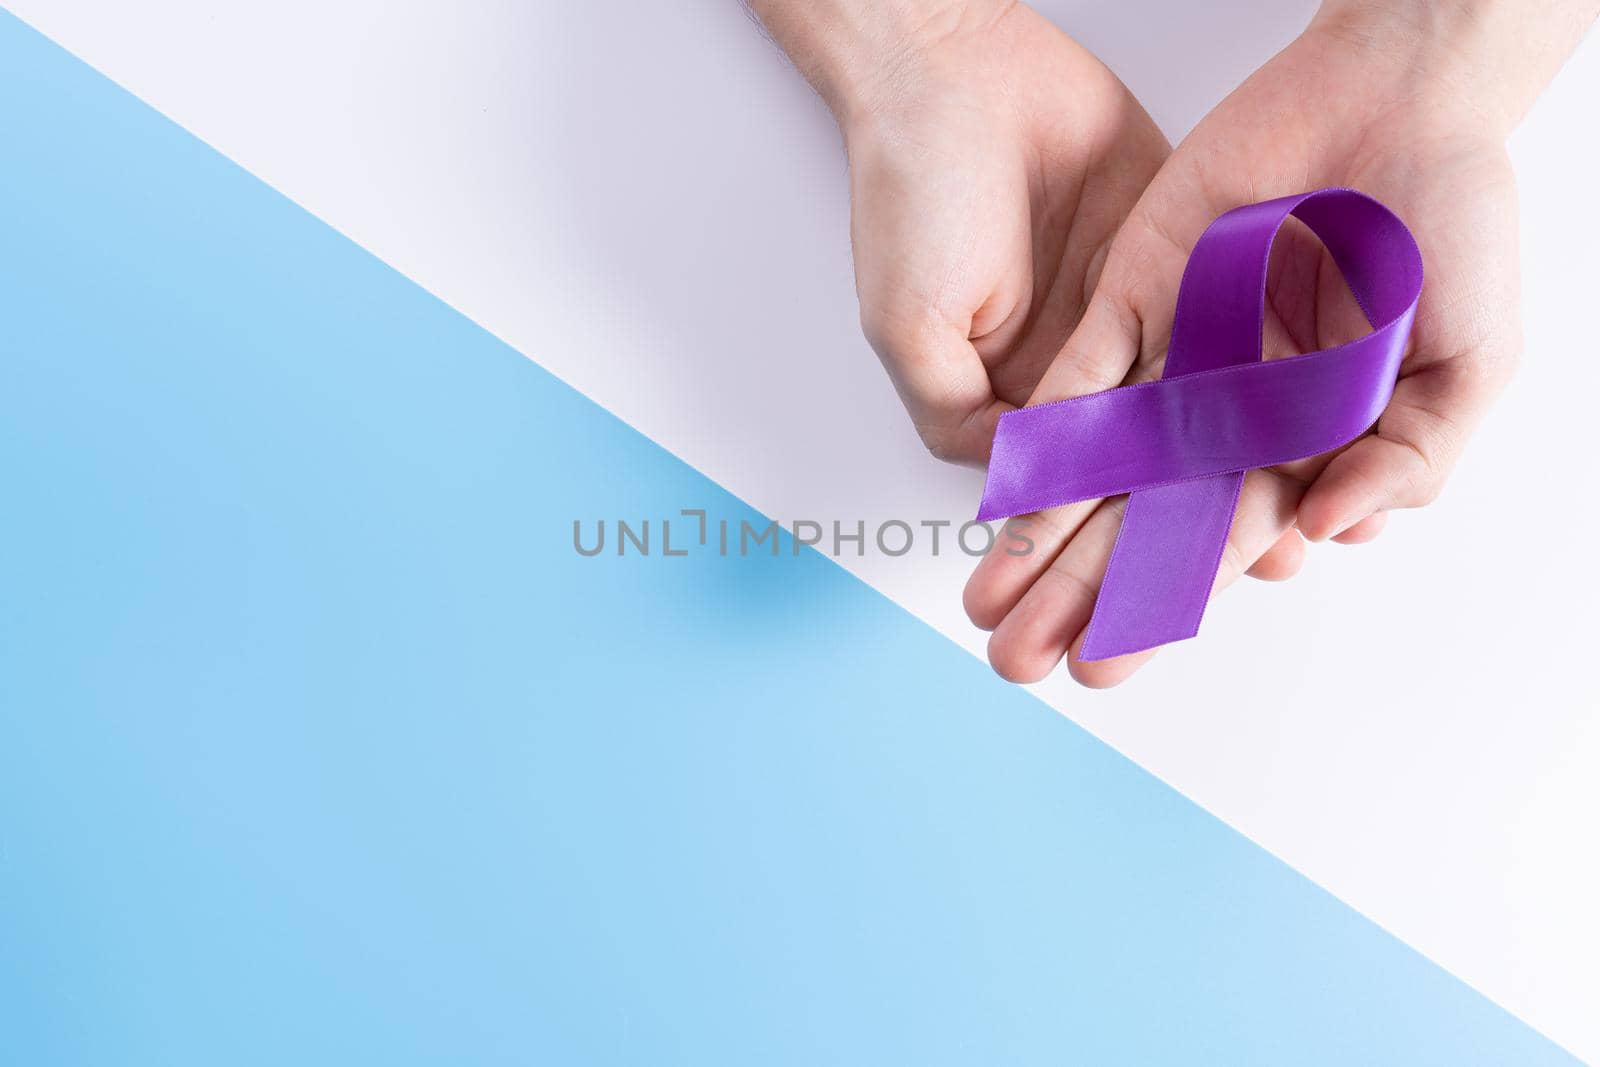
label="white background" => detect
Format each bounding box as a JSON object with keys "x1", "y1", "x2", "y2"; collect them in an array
[{"x1": 10, "y1": 0, "x2": 1596, "y2": 1058}]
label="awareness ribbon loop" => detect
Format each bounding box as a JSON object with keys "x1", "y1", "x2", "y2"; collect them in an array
[{"x1": 976, "y1": 188, "x2": 1424, "y2": 661}]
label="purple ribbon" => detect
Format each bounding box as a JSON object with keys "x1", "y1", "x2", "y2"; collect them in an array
[{"x1": 976, "y1": 188, "x2": 1423, "y2": 661}]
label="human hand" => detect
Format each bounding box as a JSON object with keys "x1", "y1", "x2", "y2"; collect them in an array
[
  {"x1": 750, "y1": 0, "x2": 1168, "y2": 462},
  {"x1": 966, "y1": 0, "x2": 1594, "y2": 686}
]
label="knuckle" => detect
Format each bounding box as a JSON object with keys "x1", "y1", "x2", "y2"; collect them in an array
[
  {"x1": 916, "y1": 423, "x2": 968, "y2": 463},
  {"x1": 1402, "y1": 485, "x2": 1441, "y2": 509},
  {"x1": 1459, "y1": 348, "x2": 1517, "y2": 403},
  {"x1": 1489, "y1": 342, "x2": 1524, "y2": 391},
  {"x1": 1414, "y1": 476, "x2": 1446, "y2": 507},
  {"x1": 1397, "y1": 453, "x2": 1444, "y2": 507},
  {"x1": 858, "y1": 291, "x2": 942, "y2": 359}
]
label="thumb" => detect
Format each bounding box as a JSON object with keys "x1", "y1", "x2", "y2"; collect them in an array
[
  {"x1": 1025, "y1": 289, "x2": 1148, "y2": 406},
  {"x1": 1025, "y1": 199, "x2": 1196, "y2": 405}
]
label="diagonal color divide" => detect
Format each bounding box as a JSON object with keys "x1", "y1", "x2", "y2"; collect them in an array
[{"x1": 0, "y1": 12, "x2": 1582, "y2": 1066}]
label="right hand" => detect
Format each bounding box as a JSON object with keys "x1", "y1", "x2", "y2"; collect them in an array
[{"x1": 966, "y1": 4, "x2": 1540, "y2": 687}]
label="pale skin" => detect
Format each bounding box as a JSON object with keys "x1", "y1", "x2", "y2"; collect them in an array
[{"x1": 751, "y1": 0, "x2": 1598, "y2": 686}]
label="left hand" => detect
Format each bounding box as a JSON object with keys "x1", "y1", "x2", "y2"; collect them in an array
[{"x1": 965, "y1": 5, "x2": 1536, "y2": 687}]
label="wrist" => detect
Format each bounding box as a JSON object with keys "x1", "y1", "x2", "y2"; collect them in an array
[
  {"x1": 748, "y1": 0, "x2": 1014, "y2": 126},
  {"x1": 1309, "y1": 0, "x2": 1597, "y2": 136}
]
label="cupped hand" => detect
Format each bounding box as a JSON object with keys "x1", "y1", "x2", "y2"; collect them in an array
[
  {"x1": 966, "y1": 10, "x2": 1525, "y2": 685},
  {"x1": 837, "y1": 2, "x2": 1168, "y2": 462}
]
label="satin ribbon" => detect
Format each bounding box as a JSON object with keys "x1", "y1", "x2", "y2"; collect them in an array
[{"x1": 976, "y1": 188, "x2": 1423, "y2": 661}]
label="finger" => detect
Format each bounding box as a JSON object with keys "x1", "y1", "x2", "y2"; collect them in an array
[
  {"x1": 865, "y1": 316, "x2": 1016, "y2": 465},
  {"x1": 1026, "y1": 167, "x2": 1215, "y2": 406},
  {"x1": 1246, "y1": 527, "x2": 1305, "y2": 581},
  {"x1": 1297, "y1": 435, "x2": 1426, "y2": 543},
  {"x1": 1330, "y1": 511, "x2": 1388, "y2": 544},
  {"x1": 911, "y1": 391, "x2": 1012, "y2": 467},
  {"x1": 984, "y1": 497, "x2": 1128, "y2": 684},
  {"x1": 985, "y1": 470, "x2": 1298, "y2": 686},
  {"x1": 1299, "y1": 334, "x2": 1515, "y2": 540},
  {"x1": 963, "y1": 500, "x2": 1099, "y2": 631},
  {"x1": 1026, "y1": 285, "x2": 1150, "y2": 402},
  {"x1": 1064, "y1": 470, "x2": 1302, "y2": 688}
]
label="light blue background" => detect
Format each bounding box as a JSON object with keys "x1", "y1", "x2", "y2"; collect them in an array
[{"x1": 0, "y1": 13, "x2": 1577, "y2": 1065}]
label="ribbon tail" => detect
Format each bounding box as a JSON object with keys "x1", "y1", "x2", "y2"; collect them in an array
[{"x1": 1078, "y1": 472, "x2": 1244, "y2": 661}]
